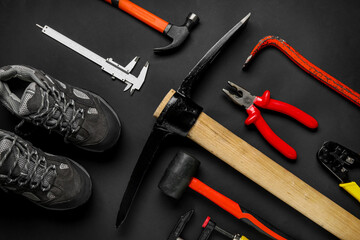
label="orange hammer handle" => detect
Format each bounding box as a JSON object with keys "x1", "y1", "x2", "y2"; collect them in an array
[
  {"x1": 104, "y1": 0, "x2": 169, "y2": 33},
  {"x1": 189, "y1": 177, "x2": 287, "y2": 240}
]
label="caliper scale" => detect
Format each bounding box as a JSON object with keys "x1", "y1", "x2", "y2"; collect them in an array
[{"x1": 37, "y1": 24, "x2": 149, "y2": 95}]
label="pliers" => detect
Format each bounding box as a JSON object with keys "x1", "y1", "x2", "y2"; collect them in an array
[{"x1": 223, "y1": 81, "x2": 318, "y2": 159}]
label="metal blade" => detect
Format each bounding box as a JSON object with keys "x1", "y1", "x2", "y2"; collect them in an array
[
  {"x1": 116, "y1": 126, "x2": 172, "y2": 227},
  {"x1": 178, "y1": 13, "x2": 251, "y2": 97},
  {"x1": 167, "y1": 210, "x2": 194, "y2": 240}
]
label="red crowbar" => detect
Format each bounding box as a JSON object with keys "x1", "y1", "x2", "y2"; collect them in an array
[
  {"x1": 243, "y1": 36, "x2": 360, "y2": 107},
  {"x1": 223, "y1": 82, "x2": 318, "y2": 159}
]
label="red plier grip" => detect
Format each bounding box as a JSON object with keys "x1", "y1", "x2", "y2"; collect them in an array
[
  {"x1": 254, "y1": 90, "x2": 318, "y2": 129},
  {"x1": 244, "y1": 90, "x2": 318, "y2": 159},
  {"x1": 245, "y1": 105, "x2": 297, "y2": 159}
]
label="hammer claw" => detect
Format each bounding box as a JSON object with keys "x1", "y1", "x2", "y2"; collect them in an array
[{"x1": 154, "y1": 13, "x2": 200, "y2": 54}]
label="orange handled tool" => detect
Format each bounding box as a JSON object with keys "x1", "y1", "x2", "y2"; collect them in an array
[
  {"x1": 159, "y1": 152, "x2": 291, "y2": 240},
  {"x1": 103, "y1": 0, "x2": 199, "y2": 53}
]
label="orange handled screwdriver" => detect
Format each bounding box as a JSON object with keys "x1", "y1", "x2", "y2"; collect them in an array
[{"x1": 103, "y1": 0, "x2": 199, "y2": 53}]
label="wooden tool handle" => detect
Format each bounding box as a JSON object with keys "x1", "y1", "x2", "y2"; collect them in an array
[
  {"x1": 154, "y1": 89, "x2": 360, "y2": 240},
  {"x1": 105, "y1": 0, "x2": 169, "y2": 33}
]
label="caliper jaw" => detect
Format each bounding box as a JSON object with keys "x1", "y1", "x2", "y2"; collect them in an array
[{"x1": 104, "y1": 57, "x2": 149, "y2": 94}]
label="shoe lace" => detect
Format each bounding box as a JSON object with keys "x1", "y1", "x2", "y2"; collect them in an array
[
  {"x1": 0, "y1": 136, "x2": 56, "y2": 191},
  {"x1": 23, "y1": 81, "x2": 85, "y2": 141}
]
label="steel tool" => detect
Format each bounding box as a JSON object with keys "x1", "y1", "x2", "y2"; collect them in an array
[
  {"x1": 223, "y1": 82, "x2": 318, "y2": 159},
  {"x1": 159, "y1": 152, "x2": 288, "y2": 240},
  {"x1": 36, "y1": 24, "x2": 149, "y2": 95},
  {"x1": 243, "y1": 36, "x2": 360, "y2": 107},
  {"x1": 317, "y1": 141, "x2": 360, "y2": 202},
  {"x1": 167, "y1": 209, "x2": 194, "y2": 240},
  {"x1": 116, "y1": 13, "x2": 251, "y2": 227},
  {"x1": 199, "y1": 217, "x2": 248, "y2": 240},
  {"x1": 103, "y1": 0, "x2": 199, "y2": 54},
  {"x1": 115, "y1": 12, "x2": 360, "y2": 239}
]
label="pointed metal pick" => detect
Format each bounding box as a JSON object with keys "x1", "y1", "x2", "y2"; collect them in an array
[
  {"x1": 178, "y1": 13, "x2": 251, "y2": 97},
  {"x1": 115, "y1": 13, "x2": 251, "y2": 228}
]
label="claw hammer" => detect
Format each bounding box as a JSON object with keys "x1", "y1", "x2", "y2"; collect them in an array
[{"x1": 103, "y1": 0, "x2": 199, "y2": 53}]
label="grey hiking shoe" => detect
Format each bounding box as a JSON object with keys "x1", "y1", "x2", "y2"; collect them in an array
[
  {"x1": 0, "y1": 130, "x2": 92, "y2": 210},
  {"x1": 0, "y1": 65, "x2": 121, "y2": 152}
]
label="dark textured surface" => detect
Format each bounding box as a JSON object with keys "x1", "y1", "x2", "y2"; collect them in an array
[{"x1": 0, "y1": 0, "x2": 359, "y2": 239}]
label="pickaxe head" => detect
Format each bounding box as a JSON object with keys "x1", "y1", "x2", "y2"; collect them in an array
[
  {"x1": 116, "y1": 13, "x2": 251, "y2": 227},
  {"x1": 154, "y1": 13, "x2": 200, "y2": 54}
]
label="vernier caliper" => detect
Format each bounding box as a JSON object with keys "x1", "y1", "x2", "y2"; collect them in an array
[{"x1": 36, "y1": 24, "x2": 149, "y2": 95}]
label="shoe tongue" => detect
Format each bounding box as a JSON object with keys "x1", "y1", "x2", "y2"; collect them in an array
[
  {"x1": 18, "y1": 82, "x2": 50, "y2": 116},
  {"x1": 0, "y1": 138, "x2": 20, "y2": 176}
]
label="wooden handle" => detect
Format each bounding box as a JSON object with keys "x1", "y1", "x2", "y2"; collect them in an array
[{"x1": 154, "y1": 89, "x2": 360, "y2": 239}]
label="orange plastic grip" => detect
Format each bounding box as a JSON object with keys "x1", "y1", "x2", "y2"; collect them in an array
[
  {"x1": 189, "y1": 177, "x2": 287, "y2": 240},
  {"x1": 105, "y1": 0, "x2": 169, "y2": 33},
  {"x1": 189, "y1": 177, "x2": 244, "y2": 218}
]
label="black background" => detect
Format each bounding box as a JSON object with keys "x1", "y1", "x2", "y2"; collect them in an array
[{"x1": 0, "y1": 0, "x2": 360, "y2": 239}]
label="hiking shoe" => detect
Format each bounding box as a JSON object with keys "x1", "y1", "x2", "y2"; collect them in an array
[
  {"x1": 0, "y1": 130, "x2": 92, "y2": 210},
  {"x1": 0, "y1": 65, "x2": 121, "y2": 152}
]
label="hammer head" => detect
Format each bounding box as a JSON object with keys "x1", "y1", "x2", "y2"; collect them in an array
[
  {"x1": 154, "y1": 13, "x2": 200, "y2": 54},
  {"x1": 158, "y1": 152, "x2": 200, "y2": 199}
]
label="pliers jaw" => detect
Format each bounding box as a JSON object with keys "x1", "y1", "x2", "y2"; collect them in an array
[{"x1": 222, "y1": 81, "x2": 256, "y2": 109}]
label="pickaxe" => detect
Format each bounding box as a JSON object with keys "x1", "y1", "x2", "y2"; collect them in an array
[
  {"x1": 103, "y1": 0, "x2": 199, "y2": 54},
  {"x1": 116, "y1": 13, "x2": 360, "y2": 239}
]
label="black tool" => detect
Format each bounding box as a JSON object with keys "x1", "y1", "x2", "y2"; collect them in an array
[
  {"x1": 167, "y1": 210, "x2": 194, "y2": 240},
  {"x1": 116, "y1": 13, "x2": 251, "y2": 227},
  {"x1": 317, "y1": 141, "x2": 360, "y2": 202},
  {"x1": 198, "y1": 217, "x2": 248, "y2": 240}
]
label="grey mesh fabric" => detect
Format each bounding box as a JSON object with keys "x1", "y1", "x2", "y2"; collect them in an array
[
  {"x1": 0, "y1": 65, "x2": 44, "y2": 115},
  {"x1": 0, "y1": 137, "x2": 56, "y2": 189},
  {"x1": 0, "y1": 130, "x2": 92, "y2": 210},
  {"x1": 0, "y1": 65, "x2": 121, "y2": 152},
  {"x1": 18, "y1": 82, "x2": 37, "y2": 116},
  {"x1": 0, "y1": 65, "x2": 83, "y2": 137}
]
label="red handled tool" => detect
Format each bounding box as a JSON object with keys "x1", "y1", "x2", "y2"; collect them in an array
[
  {"x1": 223, "y1": 82, "x2": 318, "y2": 159},
  {"x1": 159, "y1": 152, "x2": 290, "y2": 240},
  {"x1": 189, "y1": 179, "x2": 287, "y2": 240},
  {"x1": 243, "y1": 36, "x2": 360, "y2": 107},
  {"x1": 103, "y1": 0, "x2": 199, "y2": 54},
  {"x1": 200, "y1": 217, "x2": 249, "y2": 240}
]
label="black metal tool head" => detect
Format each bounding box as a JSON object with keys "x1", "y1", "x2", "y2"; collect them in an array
[
  {"x1": 167, "y1": 209, "x2": 194, "y2": 240},
  {"x1": 179, "y1": 13, "x2": 251, "y2": 98},
  {"x1": 317, "y1": 141, "x2": 360, "y2": 183},
  {"x1": 159, "y1": 152, "x2": 200, "y2": 199},
  {"x1": 116, "y1": 13, "x2": 251, "y2": 227},
  {"x1": 154, "y1": 13, "x2": 200, "y2": 54},
  {"x1": 222, "y1": 81, "x2": 255, "y2": 109}
]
